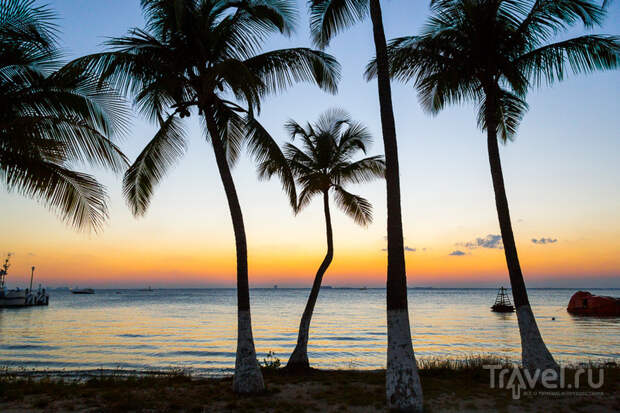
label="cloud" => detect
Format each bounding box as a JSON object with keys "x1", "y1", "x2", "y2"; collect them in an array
[
  {"x1": 449, "y1": 250, "x2": 466, "y2": 256},
  {"x1": 531, "y1": 237, "x2": 558, "y2": 245},
  {"x1": 459, "y1": 234, "x2": 503, "y2": 250}
]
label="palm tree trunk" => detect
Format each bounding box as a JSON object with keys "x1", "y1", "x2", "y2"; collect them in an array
[
  {"x1": 286, "y1": 190, "x2": 334, "y2": 371},
  {"x1": 368, "y1": 1, "x2": 423, "y2": 411},
  {"x1": 205, "y1": 112, "x2": 264, "y2": 394},
  {"x1": 484, "y1": 89, "x2": 558, "y2": 373}
]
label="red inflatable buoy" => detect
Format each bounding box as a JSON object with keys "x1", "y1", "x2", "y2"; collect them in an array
[{"x1": 567, "y1": 291, "x2": 620, "y2": 316}]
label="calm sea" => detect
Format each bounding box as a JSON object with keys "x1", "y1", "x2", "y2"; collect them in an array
[{"x1": 0, "y1": 288, "x2": 618, "y2": 375}]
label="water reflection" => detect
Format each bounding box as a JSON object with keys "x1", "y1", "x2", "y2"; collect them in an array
[{"x1": 0, "y1": 288, "x2": 618, "y2": 374}]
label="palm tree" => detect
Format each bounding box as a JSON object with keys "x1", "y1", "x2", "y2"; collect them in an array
[
  {"x1": 0, "y1": 0, "x2": 129, "y2": 231},
  {"x1": 69, "y1": 0, "x2": 340, "y2": 393},
  {"x1": 265, "y1": 109, "x2": 385, "y2": 370},
  {"x1": 308, "y1": 1, "x2": 424, "y2": 410},
  {"x1": 374, "y1": 0, "x2": 619, "y2": 371}
]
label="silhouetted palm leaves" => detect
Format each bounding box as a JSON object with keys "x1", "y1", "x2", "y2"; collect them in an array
[
  {"x1": 67, "y1": 0, "x2": 340, "y2": 393},
  {"x1": 370, "y1": 0, "x2": 619, "y2": 141},
  {"x1": 373, "y1": 0, "x2": 619, "y2": 370},
  {"x1": 70, "y1": 0, "x2": 340, "y2": 217},
  {"x1": 0, "y1": 0, "x2": 129, "y2": 231},
  {"x1": 282, "y1": 108, "x2": 383, "y2": 224}
]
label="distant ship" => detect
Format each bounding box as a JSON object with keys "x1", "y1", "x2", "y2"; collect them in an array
[
  {"x1": 71, "y1": 288, "x2": 95, "y2": 294},
  {"x1": 138, "y1": 286, "x2": 153, "y2": 292}
]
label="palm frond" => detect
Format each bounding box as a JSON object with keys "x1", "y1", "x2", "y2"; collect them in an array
[
  {"x1": 477, "y1": 89, "x2": 529, "y2": 142},
  {"x1": 516, "y1": 34, "x2": 620, "y2": 86},
  {"x1": 335, "y1": 155, "x2": 385, "y2": 184},
  {"x1": 0, "y1": 0, "x2": 58, "y2": 52},
  {"x1": 309, "y1": 0, "x2": 369, "y2": 49},
  {"x1": 1, "y1": 0, "x2": 130, "y2": 231},
  {"x1": 297, "y1": 184, "x2": 323, "y2": 212},
  {"x1": 337, "y1": 120, "x2": 373, "y2": 157},
  {"x1": 243, "y1": 47, "x2": 341, "y2": 98},
  {"x1": 515, "y1": 0, "x2": 606, "y2": 46},
  {"x1": 0, "y1": 151, "x2": 108, "y2": 232},
  {"x1": 282, "y1": 143, "x2": 316, "y2": 176},
  {"x1": 5, "y1": 114, "x2": 129, "y2": 173},
  {"x1": 245, "y1": 116, "x2": 297, "y2": 210},
  {"x1": 207, "y1": 99, "x2": 248, "y2": 167},
  {"x1": 366, "y1": 35, "x2": 482, "y2": 114},
  {"x1": 122, "y1": 114, "x2": 187, "y2": 216},
  {"x1": 332, "y1": 184, "x2": 372, "y2": 225},
  {"x1": 233, "y1": 0, "x2": 298, "y2": 36}
]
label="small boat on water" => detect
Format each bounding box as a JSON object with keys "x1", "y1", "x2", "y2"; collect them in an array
[
  {"x1": 71, "y1": 288, "x2": 95, "y2": 294},
  {"x1": 567, "y1": 291, "x2": 620, "y2": 316},
  {"x1": 0, "y1": 287, "x2": 26, "y2": 307},
  {"x1": 0, "y1": 255, "x2": 48, "y2": 308},
  {"x1": 491, "y1": 286, "x2": 514, "y2": 313}
]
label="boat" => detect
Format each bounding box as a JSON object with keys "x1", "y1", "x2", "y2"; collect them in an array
[
  {"x1": 26, "y1": 285, "x2": 49, "y2": 306},
  {"x1": 25, "y1": 267, "x2": 49, "y2": 306},
  {"x1": 138, "y1": 286, "x2": 153, "y2": 292},
  {"x1": 1, "y1": 254, "x2": 48, "y2": 308},
  {"x1": 567, "y1": 291, "x2": 620, "y2": 316},
  {"x1": 1, "y1": 254, "x2": 27, "y2": 307},
  {"x1": 491, "y1": 286, "x2": 514, "y2": 313},
  {"x1": 71, "y1": 288, "x2": 95, "y2": 294},
  {"x1": 33, "y1": 284, "x2": 49, "y2": 305}
]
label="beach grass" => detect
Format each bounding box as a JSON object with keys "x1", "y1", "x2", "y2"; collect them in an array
[{"x1": 1, "y1": 357, "x2": 618, "y2": 412}]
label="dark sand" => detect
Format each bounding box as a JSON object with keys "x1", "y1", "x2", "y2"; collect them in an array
[{"x1": 1, "y1": 364, "x2": 618, "y2": 412}]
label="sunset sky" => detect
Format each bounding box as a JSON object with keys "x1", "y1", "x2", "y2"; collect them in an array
[{"x1": 2, "y1": 0, "x2": 619, "y2": 288}]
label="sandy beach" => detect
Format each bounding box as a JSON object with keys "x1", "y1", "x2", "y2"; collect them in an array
[{"x1": 1, "y1": 362, "x2": 618, "y2": 412}]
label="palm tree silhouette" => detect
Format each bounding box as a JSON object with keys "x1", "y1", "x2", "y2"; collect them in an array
[
  {"x1": 266, "y1": 109, "x2": 385, "y2": 371},
  {"x1": 0, "y1": 0, "x2": 129, "y2": 231},
  {"x1": 69, "y1": 0, "x2": 340, "y2": 393},
  {"x1": 373, "y1": 0, "x2": 619, "y2": 371},
  {"x1": 308, "y1": 1, "x2": 424, "y2": 409}
]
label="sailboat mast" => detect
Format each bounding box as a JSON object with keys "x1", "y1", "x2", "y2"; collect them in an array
[{"x1": 0, "y1": 254, "x2": 10, "y2": 289}]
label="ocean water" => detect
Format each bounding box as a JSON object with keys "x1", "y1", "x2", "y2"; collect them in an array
[{"x1": 0, "y1": 288, "x2": 618, "y2": 375}]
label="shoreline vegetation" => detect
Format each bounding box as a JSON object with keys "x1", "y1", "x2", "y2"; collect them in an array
[{"x1": 1, "y1": 357, "x2": 618, "y2": 412}]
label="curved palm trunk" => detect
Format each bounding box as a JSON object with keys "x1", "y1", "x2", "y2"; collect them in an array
[
  {"x1": 286, "y1": 190, "x2": 334, "y2": 371},
  {"x1": 205, "y1": 113, "x2": 264, "y2": 394},
  {"x1": 484, "y1": 90, "x2": 558, "y2": 373},
  {"x1": 369, "y1": 1, "x2": 423, "y2": 411}
]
